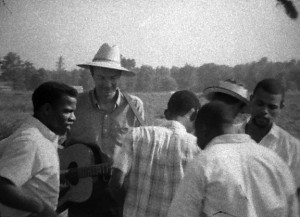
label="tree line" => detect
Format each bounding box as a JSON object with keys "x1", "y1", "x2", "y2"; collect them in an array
[{"x1": 1, "y1": 52, "x2": 300, "y2": 93}]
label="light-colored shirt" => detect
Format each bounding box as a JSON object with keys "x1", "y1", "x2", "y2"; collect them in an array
[
  {"x1": 239, "y1": 122, "x2": 300, "y2": 188},
  {"x1": 167, "y1": 134, "x2": 298, "y2": 217},
  {"x1": 66, "y1": 88, "x2": 144, "y2": 159},
  {"x1": 113, "y1": 121, "x2": 200, "y2": 217},
  {"x1": 0, "y1": 116, "x2": 60, "y2": 217}
]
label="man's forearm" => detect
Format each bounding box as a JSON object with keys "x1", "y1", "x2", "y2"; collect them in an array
[
  {"x1": 0, "y1": 178, "x2": 45, "y2": 214},
  {"x1": 108, "y1": 168, "x2": 127, "y2": 205}
]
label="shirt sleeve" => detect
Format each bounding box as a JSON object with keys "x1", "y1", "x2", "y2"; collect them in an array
[
  {"x1": 0, "y1": 137, "x2": 39, "y2": 186},
  {"x1": 112, "y1": 128, "x2": 134, "y2": 174},
  {"x1": 289, "y1": 137, "x2": 300, "y2": 188},
  {"x1": 167, "y1": 158, "x2": 205, "y2": 217},
  {"x1": 133, "y1": 96, "x2": 145, "y2": 126},
  {"x1": 288, "y1": 191, "x2": 299, "y2": 217}
]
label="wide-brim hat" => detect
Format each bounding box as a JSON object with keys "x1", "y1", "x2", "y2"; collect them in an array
[
  {"x1": 77, "y1": 43, "x2": 135, "y2": 77},
  {"x1": 203, "y1": 80, "x2": 249, "y2": 105}
]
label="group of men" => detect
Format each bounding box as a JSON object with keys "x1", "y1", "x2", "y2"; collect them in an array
[{"x1": 0, "y1": 43, "x2": 299, "y2": 217}]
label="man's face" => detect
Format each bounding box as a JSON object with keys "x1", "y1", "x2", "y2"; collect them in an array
[
  {"x1": 92, "y1": 67, "x2": 121, "y2": 100},
  {"x1": 48, "y1": 95, "x2": 77, "y2": 136},
  {"x1": 250, "y1": 88, "x2": 283, "y2": 129}
]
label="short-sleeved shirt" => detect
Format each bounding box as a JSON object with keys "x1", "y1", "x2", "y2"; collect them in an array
[
  {"x1": 0, "y1": 116, "x2": 59, "y2": 217},
  {"x1": 113, "y1": 120, "x2": 200, "y2": 217},
  {"x1": 239, "y1": 122, "x2": 300, "y2": 188},
  {"x1": 66, "y1": 88, "x2": 144, "y2": 159},
  {"x1": 167, "y1": 134, "x2": 298, "y2": 217}
]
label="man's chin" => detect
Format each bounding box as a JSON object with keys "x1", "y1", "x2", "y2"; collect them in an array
[{"x1": 253, "y1": 118, "x2": 271, "y2": 129}]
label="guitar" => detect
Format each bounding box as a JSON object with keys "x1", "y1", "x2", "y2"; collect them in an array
[{"x1": 57, "y1": 143, "x2": 111, "y2": 213}]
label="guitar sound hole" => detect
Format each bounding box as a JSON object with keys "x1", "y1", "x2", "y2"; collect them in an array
[{"x1": 66, "y1": 162, "x2": 79, "y2": 185}]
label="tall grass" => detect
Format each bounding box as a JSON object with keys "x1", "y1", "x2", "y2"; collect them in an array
[{"x1": 0, "y1": 91, "x2": 299, "y2": 140}]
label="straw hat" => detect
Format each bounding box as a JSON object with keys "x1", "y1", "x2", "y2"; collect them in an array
[
  {"x1": 77, "y1": 43, "x2": 135, "y2": 76},
  {"x1": 203, "y1": 80, "x2": 249, "y2": 104}
]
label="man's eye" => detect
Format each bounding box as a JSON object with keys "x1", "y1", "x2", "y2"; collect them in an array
[
  {"x1": 268, "y1": 105, "x2": 278, "y2": 110},
  {"x1": 255, "y1": 101, "x2": 264, "y2": 106}
]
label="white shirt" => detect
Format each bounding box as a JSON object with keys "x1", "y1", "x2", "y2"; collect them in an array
[
  {"x1": 239, "y1": 123, "x2": 300, "y2": 188},
  {"x1": 113, "y1": 120, "x2": 200, "y2": 217},
  {"x1": 167, "y1": 134, "x2": 298, "y2": 217},
  {"x1": 0, "y1": 116, "x2": 60, "y2": 217}
]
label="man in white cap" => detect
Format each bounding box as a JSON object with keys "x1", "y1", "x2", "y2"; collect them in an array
[
  {"x1": 203, "y1": 79, "x2": 249, "y2": 123},
  {"x1": 64, "y1": 43, "x2": 145, "y2": 217}
]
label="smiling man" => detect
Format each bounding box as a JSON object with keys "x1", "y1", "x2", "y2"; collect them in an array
[
  {"x1": 65, "y1": 43, "x2": 144, "y2": 217},
  {"x1": 241, "y1": 78, "x2": 300, "y2": 196},
  {"x1": 0, "y1": 81, "x2": 77, "y2": 217}
]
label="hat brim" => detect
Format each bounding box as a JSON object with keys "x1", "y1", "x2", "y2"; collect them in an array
[
  {"x1": 203, "y1": 87, "x2": 249, "y2": 105},
  {"x1": 77, "y1": 61, "x2": 135, "y2": 77}
]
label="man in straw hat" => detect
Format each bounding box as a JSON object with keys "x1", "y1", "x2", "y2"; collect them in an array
[
  {"x1": 203, "y1": 79, "x2": 249, "y2": 123},
  {"x1": 64, "y1": 43, "x2": 144, "y2": 217},
  {"x1": 203, "y1": 79, "x2": 249, "y2": 115}
]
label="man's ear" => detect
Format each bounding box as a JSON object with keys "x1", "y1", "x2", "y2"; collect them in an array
[
  {"x1": 41, "y1": 103, "x2": 53, "y2": 116},
  {"x1": 280, "y1": 101, "x2": 285, "y2": 109},
  {"x1": 164, "y1": 109, "x2": 170, "y2": 120},
  {"x1": 249, "y1": 94, "x2": 253, "y2": 102},
  {"x1": 187, "y1": 108, "x2": 197, "y2": 121}
]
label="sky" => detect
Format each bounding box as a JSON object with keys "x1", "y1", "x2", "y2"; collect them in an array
[{"x1": 0, "y1": 0, "x2": 300, "y2": 70}]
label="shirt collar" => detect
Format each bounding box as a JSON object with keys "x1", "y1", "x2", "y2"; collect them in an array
[
  {"x1": 161, "y1": 120, "x2": 187, "y2": 133},
  {"x1": 266, "y1": 123, "x2": 280, "y2": 139},
  {"x1": 206, "y1": 134, "x2": 253, "y2": 149},
  {"x1": 90, "y1": 88, "x2": 124, "y2": 110},
  {"x1": 243, "y1": 119, "x2": 280, "y2": 140},
  {"x1": 27, "y1": 115, "x2": 59, "y2": 146}
]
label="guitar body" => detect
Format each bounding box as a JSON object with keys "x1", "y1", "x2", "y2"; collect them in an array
[
  {"x1": 59, "y1": 144, "x2": 95, "y2": 206},
  {"x1": 57, "y1": 144, "x2": 109, "y2": 213}
]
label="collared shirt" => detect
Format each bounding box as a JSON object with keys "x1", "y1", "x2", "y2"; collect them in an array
[
  {"x1": 66, "y1": 88, "x2": 144, "y2": 159},
  {"x1": 113, "y1": 120, "x2": 200, "y2": 217},
  {"x1": 167, "y1": 134, "x2": 298, "y2": 217},
  {"x1": 239, "y1": 122, "x2": 300, "y2": 188},
  {"x1": 0, "y1": 115, "x2": 59, "y2": 217}
]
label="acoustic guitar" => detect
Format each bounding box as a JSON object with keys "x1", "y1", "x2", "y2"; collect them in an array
[{"x1": 57, "y1": 143, "x2": 111, "y2": 213}]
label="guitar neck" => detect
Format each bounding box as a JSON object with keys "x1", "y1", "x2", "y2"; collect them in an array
[{"x1": 67, "y1": 163, "x2": 111, "y2": 179}]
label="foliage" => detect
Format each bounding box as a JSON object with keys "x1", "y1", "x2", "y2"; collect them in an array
[{"x1": 1, "y1": 52, "x2": 300, "y2": 95}]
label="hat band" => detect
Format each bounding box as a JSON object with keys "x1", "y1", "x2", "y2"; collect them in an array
[{"x1": 92, "y1": 57, "x2": 120, "y2": 64}]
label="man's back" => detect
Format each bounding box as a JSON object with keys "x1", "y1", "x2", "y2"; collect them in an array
[
  {"x1": 168, "y1": 134, "x2": 298, "y2": 217},
  {"x1": 113, "y1": 121, "x2": 200, "y2": 217}
]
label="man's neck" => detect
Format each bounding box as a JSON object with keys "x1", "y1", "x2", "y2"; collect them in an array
[
  {"x1": 245, "y1": 119, "x2": 272, "y2": 143},
  {"x1": 94, "y1": 89, "x2": 118, "y2": 111}
]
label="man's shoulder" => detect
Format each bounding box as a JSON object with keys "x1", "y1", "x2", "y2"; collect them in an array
[
  {"x1": 125, "y1": 93, "x2": 143, "y2": 106},
  {"x1": 133, "y1": 125, "x2": 171, "y2": 135},
  {"x1": 274, "y1": 125, "x2": 300, "y2": 144},
  {"x1": 77, "y1": 90, "x2": 91, "y2": 101}
]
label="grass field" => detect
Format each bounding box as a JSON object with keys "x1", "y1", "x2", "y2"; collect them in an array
[{"x1": 0, "y1": 91, "x2": 299, "y2": 140}]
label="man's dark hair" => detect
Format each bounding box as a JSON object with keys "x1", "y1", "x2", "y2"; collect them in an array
[
  {"x1": 253, "y1": 78, "x2": 285, "y2": 101},
  {"x1": 32, "y1": 81, "x2": 78, "y2": 113},
  {"x1": 165, "y1": 90, "x2": 200, "y2": 119},
  {"x1": 195, "y1": 101, "x2": 234, "y2": 139}
]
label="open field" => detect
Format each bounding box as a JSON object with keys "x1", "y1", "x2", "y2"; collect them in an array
[{"x1": 0, "y1": 91, "x2": 299, "y2": 140}]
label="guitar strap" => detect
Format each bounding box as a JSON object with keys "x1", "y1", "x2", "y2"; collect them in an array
[{"x1": 123, "y1": 91, "x2": 145, "y2": 126}]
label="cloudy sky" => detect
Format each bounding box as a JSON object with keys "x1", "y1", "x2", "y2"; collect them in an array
[{"x1": 0, "y1": 0, "x2": 300, "y2": 70}]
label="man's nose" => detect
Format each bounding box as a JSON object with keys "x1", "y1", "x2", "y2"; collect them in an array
[
  {"x1": 70, "y1": 112, "x2": 76, "y2": 122},
  {"x1": 260, "y1": 105, "x2": 269, "y2": 115}
]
